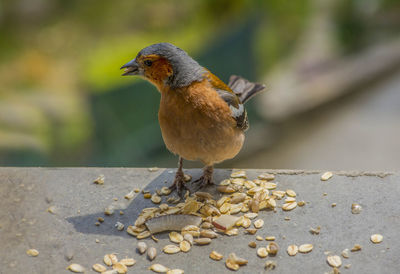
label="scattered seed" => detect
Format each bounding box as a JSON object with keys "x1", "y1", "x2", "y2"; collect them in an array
[
  {"x1": 244, "y1": 212, "x2": 258, "y2": 219},
  {"x1": 137, "y1": 242, "x2": 147, "y2": 254},
  {"x1": 67, "y1": 264, "x2": 85, "y2": 273},
  {"x1": 163, "y1": 244, "x2": 181, "y2": 254},
  {"x1": 92, "y1": 264, "x2": 107, "y2": 273},
  {"x1": 310, "y1": 226, "x2": 321, "y2": 235},
  {"x1": 137, "y1": 230, "x2": 151, "y2": 239},
  {"x1": 124, "y1": 190, "x2": 135, "y2": 200},
  {"x1": 265, "y1": 182, "x2": 277, "y2": 190},
  {"x1": 115, "y1": 222, "x2": 124, "y2": 231},
  {"x1": 94, "y1": 174, "x2": 105, "y2": 184},
  {"x1": 248, "y1": 241, "x2": 257, "y2": 248},
  {"x1": 256, "y1": 235, "x2": 263, "y2": 241},
  {"x1": 327, "y1": 255, "x2": 342, "y2": 268},
  {"x1": 120, "y1": 258, "x2": 136, "y2": 266},
  {"x1": 167, "y1": 269, "x2": 184, "y2": 274},
  {"x1": 286, "y1": 189, "x2": 296, "y2": 197},
  {"x1": 217, "y1": 185, "x2": 236, "y2": 193},
  {"x1": 113, "y1": 262, "x2": 128, "y2": 274},
  {"x1": 210, "y1": 250, "x2": 223, "y2": 261},
  {"x1": 151, "y1": 193, "x2": 162, "y2": 204},
  {"x1": 183, "y1": 174, "x2": 192, "y2": 182},
  {"x1": 225, "y1": 259, "x2": 239, "y2": 271},
  {"x1": 98, "y1": 217, "x2": 104, "y2": 223},
  {"x1": 144, "y1": 193, "x2": 152, "y2": 199},
  {"x1": 287, "y1": 245, "x2": 298, "y2": 256},
  {"x1": 258, "y1": 173, "x2": 275, "y2": 181},
  {"x1": 180, "y1": 240, "x2": 191, "y2": 252},
  {"x1": 229, "y1": 253, "x2": 248, "y2": 265},
  {"x1": 148, "y1": 167, "x2": 159, "y2": 172},
  {"x1": 254, "y1": 219, "x2": 264, "y2": 229},
  {"x1": 95, "y1": 222, "x2": 100, "y2": 226},
  {"x1": 351, "y1": 203, "x2": 362, "y2": 214},
  {"x1": 103, "y1": 254, "x2": 118, "y2": 266},
  {"x1": 344, "y1": 264, "x2": 351, "y2": 269},
  {"x1": 371, "y1": 234, "x2": 383, "y2": 243},
  {"x1": 351, "y1": 244, "x2": 362, "y2": 252},
  {"x1": 299, "y1": 244, "x2": 313, "y2": 253},
  {"x1": 297, "y1": 201, "x2": 306, "y2": 206},
  {"x1": 265, "y1": 260, "x2": 277, "y2": 271},
  {"x1": 183, "y1": 233, "x2": 193, "y2": 245},
  {"x1": 282, "y1": 202, "x2": 297, "y2": 211},
  {"x1": 26, "y1": 249, "x2": 39, "y2": 257},
  {"x1": 104, "y1": 206, "x2": 114, "y2": 215},
  {"x1": 200, "y1": 229, "x2": 218, "y2": 239},
  {"x1": 231, "y1": 193, "x2": 247, "y2": 204},
  {"x1": 246, "y1": 228, "x2": 257, "y2": 235},
  {"x1": 149, "y1": 263, "x2": 169, "y2": 273},
  {"x1": 265, "y1": 236, "x2": 275, "y2": 241},
  {"x1": 284, "y1": 217, "x2": 290, "y2": 221},
  {"x1": 257, "y1": 247, "x2": 268, "y2": 258},
  {"x1": 267, "y1": 242, "x2": 279, "y2": 256},
  {"x1": 148, "y1": 247, "x2": 157, "y2": 261},
  {"x1": 194, "y1": 238, "x2": 212, "y2": 245},
  {"x1": 321, "y1": 172, "x2": 333, "y2": 181},
  {"x1": 231, "y1": 170, "x2": 246, "y2": 178},
  {"x1": 341, "y1": 249, "x2": 349, "y2": 258},
  {"x1": 169, "y1": 231, "x2": 184, "y2": 243}
]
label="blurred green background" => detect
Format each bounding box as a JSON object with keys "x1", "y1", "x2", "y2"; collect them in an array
[{"x1": 1, "y1": 0, "x2": 399, "y2": 169}]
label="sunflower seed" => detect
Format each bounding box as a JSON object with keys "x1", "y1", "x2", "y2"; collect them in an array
[
  {"x1": 282, "y1": 202, "x2": 297, "y2": 211},
  {"x1": 370, "y1": 234, "x2": 383, "y2": 243},
  {"x1": 67, "y1": 264, "x2": 85, "y2": 273},
  {"x1": 163, "y1": 244, "x2": 181, "y2": 254},
  {"x1": 248, "y1": 241, "x2": 257, "y2": 248},
  {"x1": 92, "y1": 264, "x2": 107, "y2": 273},
  {"x1": 113, "y1": 262, "x2": 128, "y2": 274},
  {"x1": 137, "y1": 241, "x2": 147, "y2": 254},
  {"x1": 194, "y1": 238, "x2": 212, "y2": 245},
  {"x1": 148, "y1": 247, "x2": 157, "y2": 260},
  {"x1": 254, "y1": 219, "x2": 264, "y2": 229},
  {"x1": 120, "y1": 258, "x2": 136, "y2": 266},
  {"x1": 169, "y1": 231, "x2": 183, "y2": 243},
  {"x1": 327, "y1": 255, "x2": 342, "y2": 268},
  {"x1": 26, "y1": 249, "x2": 39, "y2": 257},
  {"x1": 267, "y1": 242, "x2": 279, "y2": 256},
  {"x1": 180, "y1": 240, "x2": 191, "y2": 252},
  {"x1": 287, "y1": 245, "x2": 298, "y2": 256},
  {"x1": 149, "y1": 264, "x2": 169, "y2": 273},
  {"x1": 210, "y1": 250, "x2": 223, "y2": 260},
  {"x1": 341, "y1": 249, "x2": 349, "y2": 258},
  {"x1": 286, "y1": 189, "x2": 296, "y2": 197},
  {"x1": 299, "y1": 244, "x2": 313, "y2": 253},
  {"x1": 257, "y1": 247, "x2": 268, "y2": 258},
  {"x1": 167, "y1": 269, "x2": 184, "y2": 274}
]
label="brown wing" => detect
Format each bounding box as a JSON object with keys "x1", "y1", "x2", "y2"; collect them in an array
[{"x1": 205, "y1": 71, "x2": 249, "y2": 131}]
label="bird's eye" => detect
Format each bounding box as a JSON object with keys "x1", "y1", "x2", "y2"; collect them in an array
[{"x1": 144, "y1": 60, "x2": 153, "y2": 67}]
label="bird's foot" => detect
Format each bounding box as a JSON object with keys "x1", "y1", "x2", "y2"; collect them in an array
[
  {"x1": 193, "y1": 166, "x2": 214, "y2": 191},
  {"x1": 169, "y1": 171, "x2": 189, "y2": 198}
]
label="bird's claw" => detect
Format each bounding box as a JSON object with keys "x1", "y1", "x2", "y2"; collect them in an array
[
  {"x1": 192, "y1": 175, "x2": 214, "y2": 192},
  {"x1": 169, "y1": 174, "x2": 190, "y2": 199}
]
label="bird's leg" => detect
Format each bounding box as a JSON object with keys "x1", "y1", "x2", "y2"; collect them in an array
[
  {"x1": 193, "y1": 165, "x2": 214, "y2": 190},
  {"x1": 169, "y1": 156, "x2": 189, "y2": 197}
]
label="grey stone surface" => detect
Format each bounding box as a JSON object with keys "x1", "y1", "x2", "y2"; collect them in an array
[{"x1": 0, "y1": 168, "x2": 398, "y2": 273}]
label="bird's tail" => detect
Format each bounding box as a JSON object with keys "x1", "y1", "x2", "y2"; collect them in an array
[{"x1": 228, "y1": 75, "x2": 266, "y2": 104}]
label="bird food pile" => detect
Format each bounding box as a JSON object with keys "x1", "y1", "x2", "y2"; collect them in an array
[{"x1": 61, "y1": 170, "x2": 384, "y2": 273}]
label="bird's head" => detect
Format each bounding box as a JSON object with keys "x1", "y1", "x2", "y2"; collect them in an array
[{"x1": 121, "y1": 43, "x2": 205, "y2": 90}]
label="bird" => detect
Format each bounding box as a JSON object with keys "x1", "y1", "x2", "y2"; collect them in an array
[{"x1": 121, "y1": 43, "x2": 265, "y2": 195}]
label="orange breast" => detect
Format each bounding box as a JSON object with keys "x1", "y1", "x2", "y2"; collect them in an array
[{"x1": 158, "y1": 79, "x2": 245, "y2": 165}]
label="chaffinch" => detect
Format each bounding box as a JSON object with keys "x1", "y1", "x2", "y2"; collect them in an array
[{"x1": 121, "y1": 43, "x2": 265, "y2": 195}]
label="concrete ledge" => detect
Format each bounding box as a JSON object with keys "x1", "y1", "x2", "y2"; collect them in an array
[{"x1": 0, "y1": 168, "x2": 398, "y2": 273}]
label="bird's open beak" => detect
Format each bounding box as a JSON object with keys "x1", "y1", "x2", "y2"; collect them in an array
[{"x1": 120, "y1": 59, "x2": 139, "y2": 76}]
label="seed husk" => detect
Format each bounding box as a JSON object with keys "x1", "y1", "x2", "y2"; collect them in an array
[
  {"x1": 167, "y1": 269, "x2": 184, "y2": 274},
  {"x1": 137, "y1": 230, "x2": 151, "y2": 239},
  {"x1": 120, "y1": 258, "x2": 136, "y2": 266},
  {"x1": 321, "y1": 172, "x2": 333, "y2": 181},
  {"x1": 115, "y1": 222, "x2": 124, "y2": 231},
  {"x1": 148, "y1": 247, "x2": 157, "y2": 260},
  {"x1": 351, "y1": 203, "x2": 362, "y2": 214},
  {"x1": 160, "y1": 187, "x2": 171, "y2": 195},
  {"x1": 266, "y1": 242, "x2": 279, "y2": 256},
  {"x1": 254, "y1": 219, "x2": 264, "y2": 229},
  {"x1": 257, "y1": 247, "x2": 268, "y2": 258},
  {"x1": 113, "y1": 262, "x2": 128, "y2": 274},
  {"x1": 169, "y1": 231, "x2": 184, "y2": 243},
  {"x1": 287, "y1": 245, "x2": 298, "y2": 256},
  {"x1": 194, "y1": 238, "x2": 212, "y2": 245},
  {"x1": 149, "y1": 263, "x2": 169, "y2": 273},
  {"x1": 67, "y1": 264, "x2": 85, "y2": 273},
  {"x1": 210, "y1": 250, "x2": 223, "y2": 261},
  {"x1": 327, "y1": 255, "x2": 342, "y2": 268},
  {"x1": 124, "y1": 190, "x2": 135, "y2": 200},
  {"x1": 351, "y1": 244, "x2": 362, "y2": 252},
  {"x1": 137, "y1": 241, "x2": 147, "y2": 254},
  {"x1": 309, "y1": 226, "x2": 321, "y2": 235},
  {"x1": 94, "y1": 174, "x2": 105, "y2": 184},
  {"x1": 163, "y1": 244, "x2": 181, "y2": 254},
  {"x1": 341, "y1": 249, "x2": 349, "y2": 258},
  {"x1": 299, "y1": 244, "x2": 313, "y2": 253},
  {"x1": 370, "y1": 234, "x2": 383, "y2": 243},
  {"x1": 26, "y1": 249, "x2": 39, "y2": 257},
  {"x1": 248, "y1": 241, "x2": 257, "y2": 248},
  {"x1": 265, "y1": 260, "x2": 277, "y2": 270},
  {"x1": 180, "y1": 240, "x2": 191, "y2": 252},
  {"x1": 229, "y1": 253, "x2": 248, "y2": 265},
  {"x1": 282, "y1": 202, "x2": 297, "y2": 211},
  {"x1": 92, "y1": 264, "x2": 107, "y2": 273}
]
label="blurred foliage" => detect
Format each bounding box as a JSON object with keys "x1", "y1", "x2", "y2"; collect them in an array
[{"x1": 0, "y1": 0, "x2": 399, "y2": 166}]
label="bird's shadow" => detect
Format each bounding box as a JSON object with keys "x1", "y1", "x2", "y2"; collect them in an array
[{"x1": 66, "y1": 168, "x2": 232, "y2": 238}]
